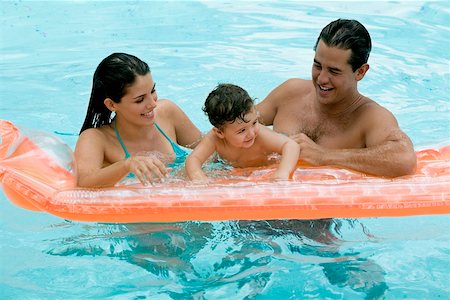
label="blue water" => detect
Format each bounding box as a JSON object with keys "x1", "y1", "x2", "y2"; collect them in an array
[{"x1": 1, "y1": 1, "x2": 449, "y2": 299}]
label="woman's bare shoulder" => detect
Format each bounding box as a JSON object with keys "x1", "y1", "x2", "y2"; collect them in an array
[
  {"x1": 77, "y1": 126, "x2": 113, "y2": 147},
  {"x1": 155, "y1": 99, "x2": 183, "y2": 118}
]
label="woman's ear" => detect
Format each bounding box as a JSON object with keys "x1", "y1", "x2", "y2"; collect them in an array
[
  {"x1": 212, "y1": 127, "x2": 225, "y2": 139},
  {"x1": 104, "y1": 98, "x2": 116, "y2": 112},
  {"x1": 355, "y1": 63, "x2": 369, "y2": 81}
]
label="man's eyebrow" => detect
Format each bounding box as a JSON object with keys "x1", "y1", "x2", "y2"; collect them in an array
[
  {"x1": 314, "y1": 59, "x2": 342, "y2": 72},
  {"x1": 328, "y1": 66, "x2": 342, "y2": 72}
]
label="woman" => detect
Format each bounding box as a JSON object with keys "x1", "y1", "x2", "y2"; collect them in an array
[{"x1": 75, "y1": 53, "x2": 202, "y2": 187}]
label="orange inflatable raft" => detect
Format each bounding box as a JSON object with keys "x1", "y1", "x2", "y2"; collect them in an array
[{"x1": 0, "y1": 119, "x2": 449, "y2": 223}]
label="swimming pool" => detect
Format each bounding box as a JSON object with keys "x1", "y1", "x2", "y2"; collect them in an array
[{"x1": 1, "y1": 1, "x2": 449, "y2": 299}]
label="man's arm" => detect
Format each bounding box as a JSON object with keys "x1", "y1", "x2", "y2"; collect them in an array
[
  {"x1": 293, "y1": 107, "x2": 417, "y2": 177},
  {"x1": 295, "y1": 131, "x2": 416, "y2": 177},
  {"x1": 255, "y1": 91, "x2": 278, "y2": 126}
]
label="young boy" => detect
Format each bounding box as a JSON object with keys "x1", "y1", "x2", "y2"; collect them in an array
[{"x1": 186, "y1": 83, "x2": 300, "y2": 181}]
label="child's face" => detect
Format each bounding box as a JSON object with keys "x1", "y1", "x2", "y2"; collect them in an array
[{"x1": 219, "y1": 108, "x2": 260, "y2": 148}]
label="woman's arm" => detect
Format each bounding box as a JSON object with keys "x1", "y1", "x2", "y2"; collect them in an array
[{"x1": 75, "y1": 129, "x2": 167, "y2": 187}]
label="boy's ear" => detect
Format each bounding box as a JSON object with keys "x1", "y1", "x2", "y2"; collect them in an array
[
  {"x1": 212, "y1": 127, "x2": 225, "y2": 139},
  {"x1": 104, "y1": 98, "x2": 117, "y2": 112}
]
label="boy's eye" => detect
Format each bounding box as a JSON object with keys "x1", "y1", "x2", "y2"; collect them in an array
[{"x1": 237, "y1": 129, "x2": 245, "y2": 134}]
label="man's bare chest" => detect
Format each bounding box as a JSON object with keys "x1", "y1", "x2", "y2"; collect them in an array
[{"x1": 274, "y1": 113, "x2": 363, "y2": 148}]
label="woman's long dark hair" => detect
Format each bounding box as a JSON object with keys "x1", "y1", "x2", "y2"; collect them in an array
[{"x1": 80, "y1": 53, "x2": 150, "y2": 134}]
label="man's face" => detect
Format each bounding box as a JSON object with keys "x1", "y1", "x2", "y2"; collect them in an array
[{"x1": 311, "y1": 40, "x2": 359, "y2": 106}]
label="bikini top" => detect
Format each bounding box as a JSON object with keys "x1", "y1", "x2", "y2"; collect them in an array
[{"x1": 113, "y1": 121, "x2": 189, "y2": 168}]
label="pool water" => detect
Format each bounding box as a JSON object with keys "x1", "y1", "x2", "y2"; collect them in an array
[{"x1": 1, "y1": 1, "x2": 449, "y2": 299}]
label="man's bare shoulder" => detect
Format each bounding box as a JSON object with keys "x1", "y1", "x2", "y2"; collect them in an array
[
  {"x1": 257, "y1": 78, "x2": 313, "y2": 126},
  {"x1": 352, "y1": 99, "x2": 400, "y2": 139},
  {"x1": 281, "y1": 78, "x2": 313, "y2": 97},
  {"x1": 355, "y1": 99, "x2": 397, "y2": 123},
  {"x1": 266, "y1": 79, "x2": 314, "y2": 110}
]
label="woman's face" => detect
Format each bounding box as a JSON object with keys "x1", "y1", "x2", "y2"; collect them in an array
[{"x1": 115, "y1": 73, "x2": 158, "y2": 125}]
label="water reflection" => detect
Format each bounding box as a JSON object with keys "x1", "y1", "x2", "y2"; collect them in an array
[{"x1": 46, "y1": 218, "x2": 387, "y2": 298}]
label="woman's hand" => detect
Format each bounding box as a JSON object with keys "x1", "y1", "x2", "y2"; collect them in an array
[{"x1": 126, "y1": 154, "x2": 168, "y2": 185}]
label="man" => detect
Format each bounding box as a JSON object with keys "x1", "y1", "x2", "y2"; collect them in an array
[{"x1": 256, "y1": 19, "x2": 417, "y2": 177}]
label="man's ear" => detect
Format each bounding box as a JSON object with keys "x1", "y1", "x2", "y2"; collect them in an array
[
  {"x1": 212, "y1": 127, "x2": 225, "y2": 139},
  {"x1": 104, "y1": 98, "x2": 117, "y2": 112},
  {"x1": 355, "y1": 63, "x2": 369, "y2": 81}
]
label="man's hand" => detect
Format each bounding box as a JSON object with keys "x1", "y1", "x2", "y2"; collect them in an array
[{"x1": 290, "y1": 133, "x2": 325, "y2": 166}]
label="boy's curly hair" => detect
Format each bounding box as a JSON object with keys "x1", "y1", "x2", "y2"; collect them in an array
[{"x1": 203, "y1": 83, "x2": 254, "y2": 129}]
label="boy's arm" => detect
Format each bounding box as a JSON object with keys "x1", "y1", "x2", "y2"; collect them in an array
[
  {"x1": 258, "y1": 126, "x2": 300, "y2": 180},
  {"x1": 185, "y1": 131, "x2": 217, "y2": 181}
]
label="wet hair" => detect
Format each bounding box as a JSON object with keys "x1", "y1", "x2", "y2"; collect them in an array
[
  {"x1": 314, "y1": 19, "x2": 372, "y2": 71},
  {"x1": 203, "y1": 83, "x2": 254, "y2": 130},
  {"x1": 80, "y1": 53, "x2": 150, "y2": 133}
]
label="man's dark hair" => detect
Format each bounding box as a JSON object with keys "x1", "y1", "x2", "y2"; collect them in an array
[{"x1": 314, "y1": 19, "x2": 372, "y2": 71}]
